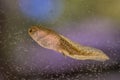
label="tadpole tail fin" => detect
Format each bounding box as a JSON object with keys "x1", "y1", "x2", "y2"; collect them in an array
[{"x1": 59, "y1": 35, "x2": 109, "y2": 61}]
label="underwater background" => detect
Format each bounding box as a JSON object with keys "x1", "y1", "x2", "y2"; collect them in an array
[{"x1": 0, "y1": 0, "x2": 120, "y2": 80}]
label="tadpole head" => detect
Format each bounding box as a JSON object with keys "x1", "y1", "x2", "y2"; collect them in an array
[{"x1": 28, "y1": 26, "x2": 49, "y2": 41}]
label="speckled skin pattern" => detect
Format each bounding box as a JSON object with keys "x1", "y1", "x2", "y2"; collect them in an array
[{"x1": 28, "y1": 26, "x2": 109, "y2": 61}]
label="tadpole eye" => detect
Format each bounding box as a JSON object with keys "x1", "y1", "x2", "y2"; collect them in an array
[
  {"x1": 29, "y1": 29, "x2": 32, "y2": 33},
  {"x1": 28, "y1": 27, "x2": 38, "y2": 34}
]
